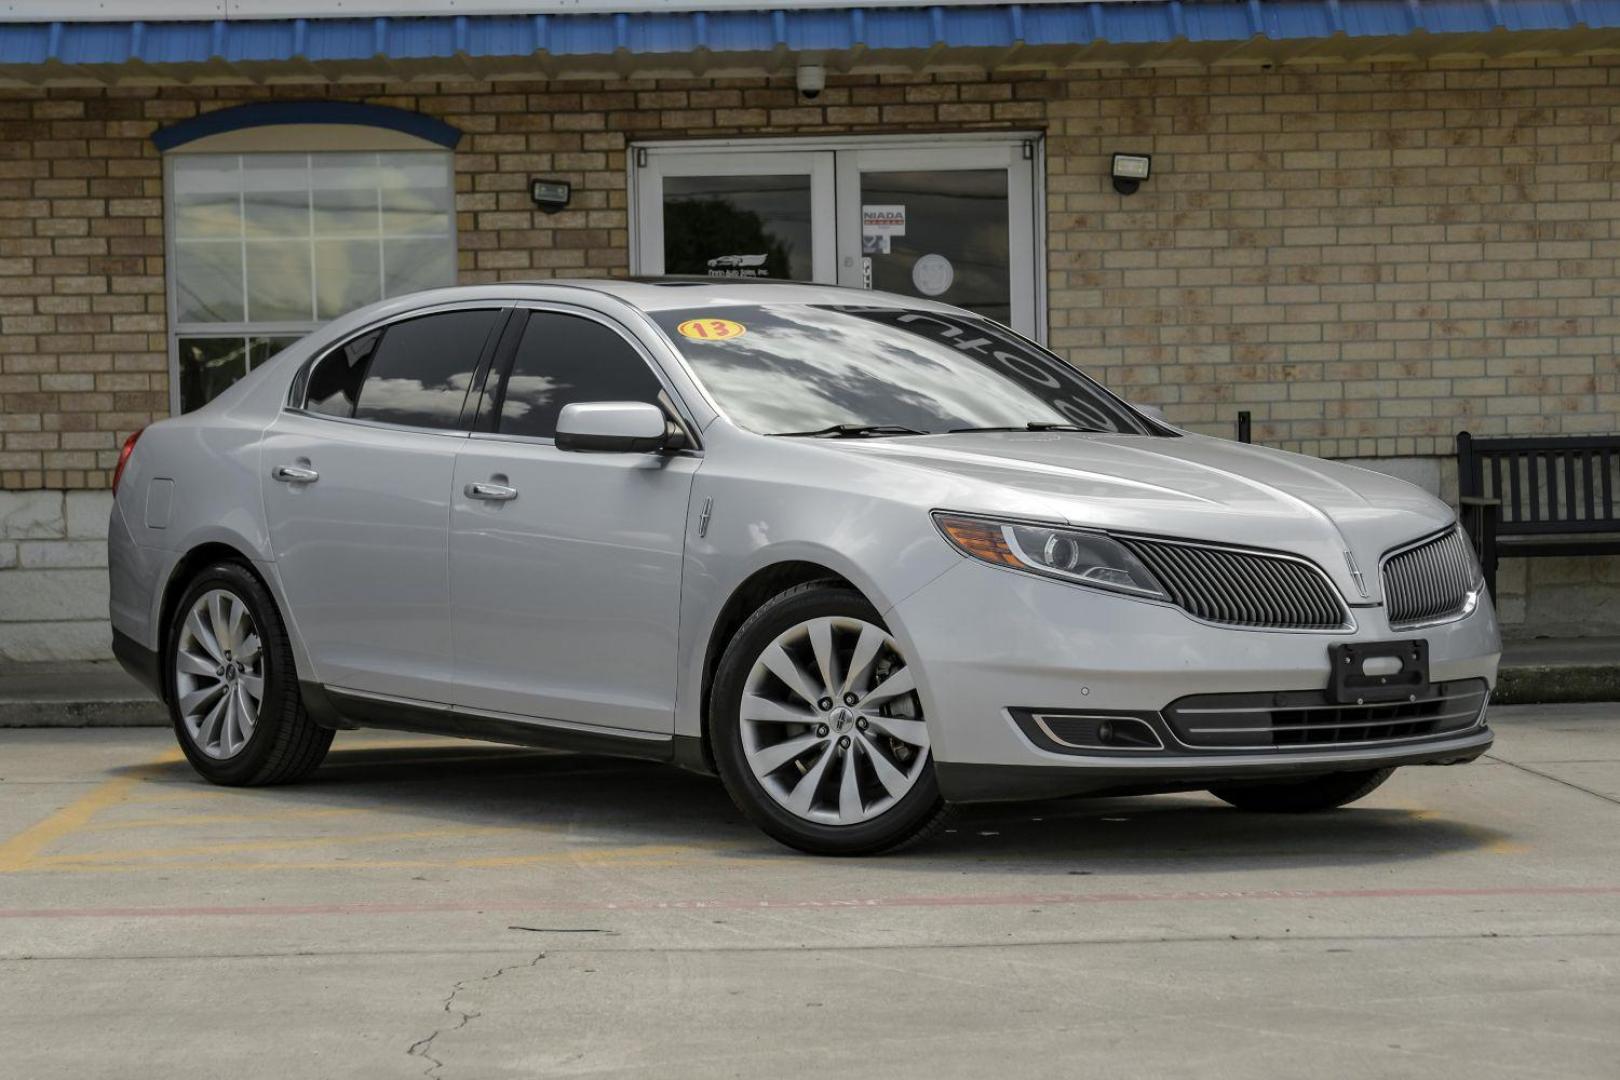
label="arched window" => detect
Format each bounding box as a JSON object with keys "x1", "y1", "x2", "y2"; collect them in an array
[{"x1": 157, "y1": 102, "x2": 462, "y2": 412}]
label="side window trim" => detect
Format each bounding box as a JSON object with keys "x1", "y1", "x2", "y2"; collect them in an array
[
  {"x1": 475, "y1": 302, "x2": 703, "y2": 450},
  {"x1": 285, "y1": 302, "x2": 512, "y2": 436}
]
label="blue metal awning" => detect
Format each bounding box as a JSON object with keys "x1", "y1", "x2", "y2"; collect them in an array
[{"x1": 3, "y1": 2, "x2": 1620, "y2": 84}]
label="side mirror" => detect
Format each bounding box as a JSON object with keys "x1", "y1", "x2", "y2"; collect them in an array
[
  {"x1": 555, "y1": 401, "x2": 683, "y2": 453},
  {"x1": 1133, "y1": 402, "x2": 1168, "y2": 424}
]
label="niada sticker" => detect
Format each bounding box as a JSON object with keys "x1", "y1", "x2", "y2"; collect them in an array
[
  {"x1": 911, "y1": 253, "x2": 954, "y2": 296},
  {"x1": 862, "y1": 204, "x2": 906, "y2": 237},
  {"x1": 676, "y1": 317, "x2": 747, "y2": 341}
]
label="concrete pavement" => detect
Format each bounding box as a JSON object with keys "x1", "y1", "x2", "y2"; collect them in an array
[{"x1": 0, "y1": 705, "x2": 1616, "y2": 1078}]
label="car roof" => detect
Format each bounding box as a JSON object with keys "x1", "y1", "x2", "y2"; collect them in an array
[{"x1": 498, "y1": 277, "x2": 964, "y2": 315}]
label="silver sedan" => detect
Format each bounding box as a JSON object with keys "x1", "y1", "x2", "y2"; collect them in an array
[{"x1": 108, "y1": 281, "x2": 1499, "y2": 854}]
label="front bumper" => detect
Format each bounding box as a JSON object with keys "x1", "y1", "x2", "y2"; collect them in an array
[{"x1": 887, "y1": 560, "x2": 1500, "y2": 804}]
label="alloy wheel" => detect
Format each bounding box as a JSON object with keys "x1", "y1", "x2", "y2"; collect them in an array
[
  {"x1": 740, "y1": 616, "x2": 930, "y2": 825},
  {"x1": 174, "y1": 588, "x2": 264, "y2": 759}
]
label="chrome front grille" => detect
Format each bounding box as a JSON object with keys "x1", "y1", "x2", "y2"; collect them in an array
[
  {"x1": 1163, "y1": 678, "x2": 1488, "y2": 750},
  {"x1": 1383, "y1": 528, "x2": 1477, "y2": 627},
  {"x1": 1117, "y1": 537, "x2": 1349, "y2": 630}
]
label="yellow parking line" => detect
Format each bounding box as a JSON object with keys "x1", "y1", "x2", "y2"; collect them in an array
[
  {"x1": 27, "y1": 844, "x2": 729, "y2": 874},
  {"x1": 0, "y1": 751, "x2": 183, "y2": 874},
  {"x1": 29, "y1": 825, "x2": 526, "y2": 866},
  {"x1": 84, "y1": 807, "x2": 375, "y2": 831}
]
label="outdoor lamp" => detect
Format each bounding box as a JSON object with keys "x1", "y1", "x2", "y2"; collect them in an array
[{"x1": 1111, "y1": 153, "x2": 1151, "y2": 195}]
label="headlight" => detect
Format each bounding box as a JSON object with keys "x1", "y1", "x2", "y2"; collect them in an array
[{"x1": 933, "y1": 513, "x2": 1168, "y2": 600}]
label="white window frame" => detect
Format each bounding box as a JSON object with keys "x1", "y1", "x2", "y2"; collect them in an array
[{"x1": 162, "y1": 146, "x2": 458, "y2": 416}]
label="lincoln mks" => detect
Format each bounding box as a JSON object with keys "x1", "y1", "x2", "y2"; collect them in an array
[{"x1": 109, "y1": 280, "x2": 1499, "y2": 854}]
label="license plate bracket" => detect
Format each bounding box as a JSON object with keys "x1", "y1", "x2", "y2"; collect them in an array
[{"x1": 1328, "y1": 639, "x2": 1429, "y2": 704}]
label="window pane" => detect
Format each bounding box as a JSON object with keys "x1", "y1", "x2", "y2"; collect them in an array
[
  {"x1": 353, "y1": 309, "x2": 499, "y2": 429},
  {"x1": 315, "y1": 239, "x2": 382, "y2": 320},
  {"x1": 245, "y1": 239, "x2": 314, "y2": 323},
  {"x1": 174, "y1": 242, "x2": 244, "y2": 323},
  {"x1": 312, "y1": 154, "x2": 380, "y2": 238},
  {"x1": 662, "y1": 174, "x2": 811, "y2": 280},
  {"x1": 242, "y1": 154, "x2": 310, "y2": 238},
  {"x1": 860, "y1": 169, "x2": 1010, "y2": 325},
  {"x1": 178, "y1": 337, "x2": 249, "y2": 413},
  {"x1": 380, "y1": 153, "x2": 452, "y2": 235},
  {"x1": 383, "y1": 237, "x2": 455, "y2": 298},
  {"x1": 173, "y1": 156, "x2": 241, "y2": 240},
  {"x1": 498, "y1": 313, "x2": 665, "y2": 439},
  {"x1": 249, "y1": 336, "x2": 300, "y2": 370},
  {"x1": 306, "y1": 331, "x2": 380, "y2": 418}
]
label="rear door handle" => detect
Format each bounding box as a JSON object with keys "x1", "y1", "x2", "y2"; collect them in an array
[
  {"x1": 465, "y1": 481, "x2": 518, "y2": 502},
  {"x1": 272, "y1": 465, "x2": 319, "y2": 484}
]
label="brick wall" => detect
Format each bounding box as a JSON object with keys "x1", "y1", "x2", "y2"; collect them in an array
[
  {"x1": 2, "y1": 56, "x2": 1618, "y2": 656},
  {"x1": 4, "y1": 58, "x2": 1618, "y2": 488}
]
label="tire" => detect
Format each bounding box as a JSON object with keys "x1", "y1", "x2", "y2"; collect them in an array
[
  {"x1": 165, "y1": 560, "x2": 332, "y2": 786},
  {"x1": 1208, "y1": 767, "x2": 1394, "y2": 813},
  {"x1": 709, "y1": 580, "x2": 949, "y2": 855}
]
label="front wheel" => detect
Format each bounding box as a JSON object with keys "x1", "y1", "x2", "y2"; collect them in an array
[
  {"x1": 166, "y1": 561, "x2": 332, "y2": 786},
  {"x1": 710, "y1": 581, "x2": 948, "y2": 855},
  {"x1": 1208, "y1": 768, "x2": 1394, "y2": 813}
]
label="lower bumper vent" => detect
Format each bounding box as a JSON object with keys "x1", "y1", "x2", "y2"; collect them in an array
[{"x1": 1163, "y1": 678, "x2": 1488, "y2": 750}]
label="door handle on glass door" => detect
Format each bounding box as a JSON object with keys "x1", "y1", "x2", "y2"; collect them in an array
[
  {"x1": 465, "y1": 481, "x2": 519, "y2": 502},
  {"x1": 272, "y1": 465, "x2": 319, "y2": 484}
]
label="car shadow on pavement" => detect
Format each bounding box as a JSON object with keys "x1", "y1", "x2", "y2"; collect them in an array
[{"x1": 121, "y1": 737, "x2": 1513, "y2": 874}]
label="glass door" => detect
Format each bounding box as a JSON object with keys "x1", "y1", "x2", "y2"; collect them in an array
[
  {"x1": 834, "y1": 143, "x2": 1037, "y2": 336},
  {"x1": 633, "y1": 150, "x2": 834, "y2": 281},
  {"x1": 633, "y1": 138, "x2": 1040, "y2": 337}
]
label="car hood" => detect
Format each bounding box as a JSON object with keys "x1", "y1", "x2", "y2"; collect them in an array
[{"x1": 830, "y1": 431, "x2": 1456, "y2": 605}]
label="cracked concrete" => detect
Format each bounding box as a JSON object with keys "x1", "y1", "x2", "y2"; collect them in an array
[
  {"x1": 0, "y1": 704, "x2": 1616, "y2": 1078},
  {"x1": 407, "y1": 953, "x2": 547, "y2": 1079}
]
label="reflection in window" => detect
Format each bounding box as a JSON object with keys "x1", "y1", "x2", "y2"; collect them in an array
[
  {"x1": 351, "y1": 310, "x2": 500, "y2": 430},
  {"x1": 177, "y1": 336, "x2": 300, "y2": 413},
  {"x1": 169, "y1": 149, "x2": 455, "y2": 412},
  {"x1": 497, "y1": 313, "x2": 666, "y2": 439},
  {"x1": 651, "y1": 304, "x2": 1152, "y2": 437},
  {"x1": 662, "y1": 175, "x2": 810, "y2": 280}
]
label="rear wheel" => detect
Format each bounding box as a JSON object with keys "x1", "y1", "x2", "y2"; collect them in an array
[
  {"x1": 710, "y1": 581, "x2": 948, "y2": 855},
  {"x1": 165, "y1": 561, "x2": 332, "y2": 786},
  {"x1": 1209, "y1": 768, "x2": 1394, "y2": 812}
]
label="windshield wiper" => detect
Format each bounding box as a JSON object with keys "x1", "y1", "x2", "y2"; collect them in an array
[
  {"x1": 772, "y1": 424, "x2": 930, "y2": 438},
  {"x1": 947, "y1": 422, "x2": 1106, "y2": 434}
]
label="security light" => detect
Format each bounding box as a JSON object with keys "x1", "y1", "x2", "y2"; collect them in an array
[
  {"x1": 1111, "y1": 153, "x2": 1151, "y2": 195},
  {"x1": 530, "y1": 178, "x2": 572, "y2": 213}
]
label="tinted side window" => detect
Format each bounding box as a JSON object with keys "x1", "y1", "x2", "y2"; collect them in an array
[
  {"x1": 351, "y1": 309, "x2": 500, "y2": 429},
  {"x1": 497, "y1": 312, "x2": 666, "y2": 439},
  {"x1": 304, "y1": 331, "x2": 380, "y2": 418}
]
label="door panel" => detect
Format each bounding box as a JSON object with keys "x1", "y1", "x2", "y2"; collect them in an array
[
  {"x1": 262, "y1": 412, "x2": 462, "y2": 701},
  {"x1": 262, "y1": 306, "x2": 503, "y2": 702},
  {"x1": 449, "y1": 307, "x2": 699, "y2": 733},
  {"x1": 450, "y1": 442, "x2": 698, "y2": 732}
]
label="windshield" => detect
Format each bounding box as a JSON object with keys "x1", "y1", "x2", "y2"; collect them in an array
[{"x1": 650, "y1": 304, "x2": 1159, "y2": 437}]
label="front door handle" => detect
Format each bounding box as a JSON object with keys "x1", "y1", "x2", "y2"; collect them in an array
[
  {"x1": 272, "y1": 465, "x2": 319, "y2": 484},
  {"x1": 465, "y1": 481, "x2": 518, "y2": 502}
]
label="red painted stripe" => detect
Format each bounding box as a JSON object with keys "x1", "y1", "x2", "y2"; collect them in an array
[{"x1": 1, "y1": 884, "x2": 1617, "y2": 921}]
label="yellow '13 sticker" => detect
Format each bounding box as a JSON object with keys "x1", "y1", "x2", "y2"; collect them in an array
[{"x1": 677, "y1": 318, "x2": 747, "y2": 341}]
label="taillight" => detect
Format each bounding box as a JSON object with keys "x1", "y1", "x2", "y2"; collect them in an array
[{"x1": 112, "y1": 428, "x2": 143, "y2": 495}]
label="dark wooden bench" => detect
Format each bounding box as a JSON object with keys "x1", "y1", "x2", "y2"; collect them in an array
[{"x1": 1455, "y1": 430, "x2": 1620, "y2": 598}]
